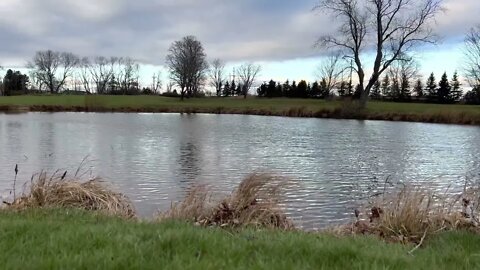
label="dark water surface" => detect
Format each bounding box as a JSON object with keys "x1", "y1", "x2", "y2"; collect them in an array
[{"x1": 1, "y1": 112, "x2": 479, "y2": 229}]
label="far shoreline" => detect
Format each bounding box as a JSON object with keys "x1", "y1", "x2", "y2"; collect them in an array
[{"x1": 0, "y1": 95, "x2": 479, "y2": 126}]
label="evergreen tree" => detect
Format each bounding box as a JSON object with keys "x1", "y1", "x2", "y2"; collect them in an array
[
  {"x1": 413, "y1": 79, "x2": 424, "y2": 98},
  {"x1": 289, "y1": 81, "x2": 297, "y2": 98},
  {"x1": 450, "y1": 71, "x2": 462, "y2": 102},
  {"x1": 2, "y1": 69, "x2": 29, "y2": 96},
  {"x1": 282, "y1": 80, "x2": 291, "y2": 97},
  {"x1": 223, "y1": 81, "x2": 231, "y2": 97},
  {"x1": 297, "y1": 80, "x2": 308, "y2": 98},
  {"x1": 464, "y1": 85, "x2": 480, "y2": 105},
  {"x1": 236, "y1": 84, "x2": 243, "y2": 97},
  {"x1": 370, "y1": 80, "x2": 382, "y2": 100},
  {"x1": 230, "y1": 80, "x2": 236, "y2": 96},
  {"x1": 437, "y1": 72, "x2": 452, "y2": 103},
  {"x1": 399, "y1": 73, "x2": 411, "y2": 101},
  {"x1": 311, "y1": 81, "x2": 320, "y2": 98},
  {"x1": 107, "y1": 75, "x2": 118, "y2": 94},
  {"x1": 381, "y1": 75, "x2": 391, "y2": 98},
  {"x1": 390, "y1": 78, "x2": 400, "y2": 100},
  {"x1": 257, "y1": 81, "x2": 267, "y2": 97},
  {"x1": 425, "y1": 73, "x2": 437, "y2": 102},
  {"x1": 275, "y1": 83, "x2": 283, "y2": 97},
  {"x1": 319, "y1": 78, "x2": 329, "y2": 98},
  {"x1": 267, "y1": 80, "x2": 277, "y2": 97}
]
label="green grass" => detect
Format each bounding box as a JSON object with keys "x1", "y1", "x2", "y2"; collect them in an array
[
  {"x1": 1, "y1": 209, "x2": 480, "y2": 269},
  {"x1": 0, "y1": 95, "x2": 338, "y2": 111},
  {"x1": 0, "y1": 95, "x2": 479, "y2": 124}
]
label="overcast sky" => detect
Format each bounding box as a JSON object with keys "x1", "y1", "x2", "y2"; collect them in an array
[{"x1": 0, "y1": 0, "x2": 479, "y2": 83}]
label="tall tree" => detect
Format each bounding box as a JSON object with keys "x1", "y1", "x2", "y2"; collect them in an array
[
  {"x1": 79, "y1": 56, "x2": 120, "y2": 94},
  {"x1": 450, "y1": 71, "x2": 462, "y2": 102},
  {"x1": 390, "y1": 78, "x2": 400, "y2": 100},
  {"x1": 297, "y1": 80, "x2": 309, "y2": 98},
  {"x1": 414, "y1": 79, "x2": 424, "y2": 98},
  {"x1": 437, "y1": 72, "x2": 452, "y2": 103},
  {"x1": 2, "y1": 69, "x2": 29, "y2": 96},
  {"x1": 319, "y1": 78, "x2": 329, "y2": 98},
  {"x1": 267, "y1": 80, "x2": 279, "y2": 97},
  {"x1": 151, "y1": 71, "x2": 162, "y2": 94},
  {"x1": 425, "y1": 73, "x2": 437, "y2": 102},
  {"x1": 315, "y1": 54, "x2": 344, "y2": 95},
  {"x1": 208, "y1": 59, "x2": 226, "y2": 97},
  {"x1": 230, "y1": 80, "x2": 236, "y2": 97},
  {"x1": 381, "y1": 75, "x2": 391, "y2": 98},
  {"x1": 165, "y1": 36, "x2": 208, "y2": 100},
  {"x1": 236, "y1": 63, "x2": 261, "y2": 99},
  {"x1": 315, "y1": 0, "x2": 443, "y2": 106},
  {"x1": 223, "y1": 81, "x2": 231, "y2": 97},
  {"x1": 28, "y1": 50, "x2": 80, "y2": 93},
  {"x1": 310, "y1": 81, "x2": 321, "y2": 97},
  {"x1": 464, "y1": 25, "x2": 480, "y2": 87},
  {"x1": 400, "y1": 72, "x2": 411, "y2": 101},
  {"x1": 388, "y1": 59, "x2": 418, "y2": 101},
  {"x1": 118, "y1": 57, "x2": 140, "y2": 94}
]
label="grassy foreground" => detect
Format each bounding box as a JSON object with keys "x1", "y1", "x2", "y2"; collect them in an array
[
  {"x1": 0, "y1": 95, "x2": 479, "y2": 125},
  {"x1": 0, "y1": 209, "x2": 479, "y2": 270}
]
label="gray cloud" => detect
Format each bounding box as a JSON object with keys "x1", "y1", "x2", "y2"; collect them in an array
[{"x1": 0, "y1": 0, "x2": 477, "y2": 67}]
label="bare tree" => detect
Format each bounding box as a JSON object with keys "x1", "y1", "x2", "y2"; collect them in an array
[
  {"x1": 151, "y1": 71, "x2": 162, "y2": 94},
  {"x1": 464, "y1": 25, "x2": 480, "y2": 87},
  {"x1": 387, "y1": 58, "x2": 420, "y2": 99},
  {"x1": 117, "y1": 57, "x2": 139, "y2": 94},
  {"x1": 315, "y1": 54, "x2": 345, "y2": 95},
  {"x1": 315, "y1": 0, "x2": 443, "y2": 106},
  {"x1": 237, "y1": 63, "x2": 261, "y2": 99},
  {"x1": 92, "y1": 56, "x2": 119, "y2": 94},
  {"x1": 208, "y1": 59, "x2": 226, "y2": 97},
  {"x1": 79, "y1": 57, "x2": 92, "y2": 93},
  {"x1": 28, "y1": 50, "x2": 80, "y2": 93},
  {"x1": 166, "y1": 36, "x2": 208, "y2": 100}
]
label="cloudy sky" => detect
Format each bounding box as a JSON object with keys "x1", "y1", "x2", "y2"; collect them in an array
[{"x1": 0, "y1": 0, "x2": 479, "y2": 84}]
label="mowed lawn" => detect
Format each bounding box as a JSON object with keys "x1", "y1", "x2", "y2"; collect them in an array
[{"x1": 0, "y1": 209, "x2": 480, "y2": 270}]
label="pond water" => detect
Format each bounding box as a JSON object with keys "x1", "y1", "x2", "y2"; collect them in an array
[{"x1": 0, "y1": 112, "x2": 479, "y2": 229}]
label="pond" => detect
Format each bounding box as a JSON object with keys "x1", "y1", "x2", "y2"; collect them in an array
[{"x1": 1, "y1": 112, "x2": 479, "y2": 229}]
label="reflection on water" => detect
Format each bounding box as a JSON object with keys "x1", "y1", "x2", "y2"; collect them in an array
[{"x1": 0, "y1": 112, "x2": 479, "y2": 229}]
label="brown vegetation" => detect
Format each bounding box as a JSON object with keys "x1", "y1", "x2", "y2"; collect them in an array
[
  {"x1": 158, "y1": 174, "x2": 294, "y2": 230},
  {"x1": 331, "y1": 184, "x2": 480, "y2": 245},
  {"x1": 7, "y1": 170, "x2": 135, "y2": 219}
]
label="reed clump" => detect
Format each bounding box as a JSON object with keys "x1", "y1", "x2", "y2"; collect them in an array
[
  {"x1": 333, "y1": 185, "x2": 480, "y2": 244},
  {"x1": 8, "y1": 171, "x2": 136, "y2": 219},
  {"x1": 158, "y1": 174, "x2": 294, "y2": 230}
]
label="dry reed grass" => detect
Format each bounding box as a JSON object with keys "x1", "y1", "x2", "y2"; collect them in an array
[
  {"x1": 332, "y1": 183, "x2": 480, "y2": 245},
  {"x1": 158, "y1": 174, "x2": 294, "y2": 230},
  {"x1": 7, "y1": 170, "x2": 136, "y2": 219}
]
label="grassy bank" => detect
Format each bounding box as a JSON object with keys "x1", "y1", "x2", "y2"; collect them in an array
[
  {"x1": 0, "y1": 208, "x2": 479, "y2": 270},
  {"x1": 0, "y1": 95, "x2": 479, "y2": 125}
]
